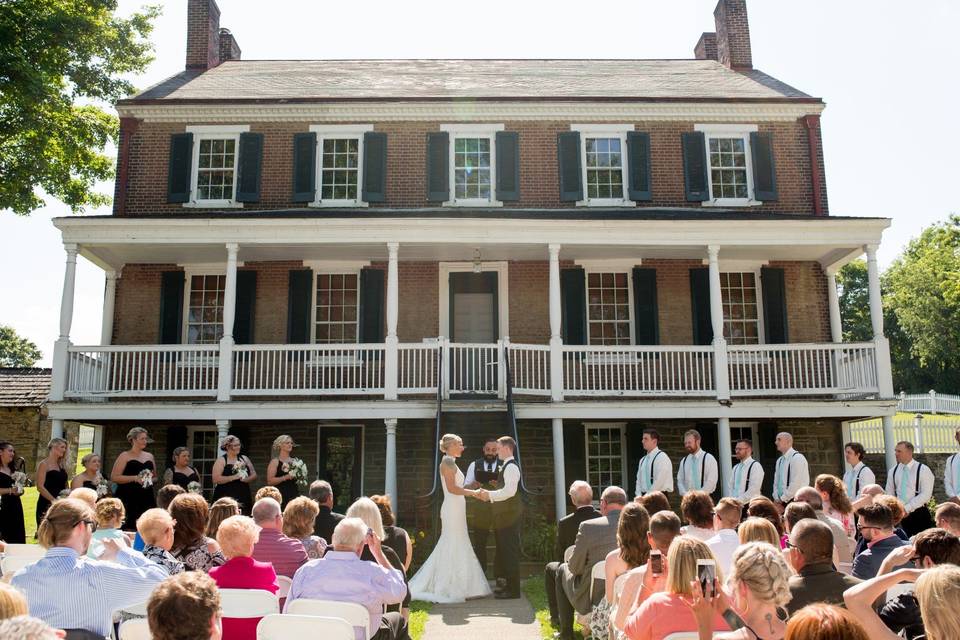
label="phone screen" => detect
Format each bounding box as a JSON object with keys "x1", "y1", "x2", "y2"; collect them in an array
[
  {"x1": 650, "y1": 550, "x2": 663, "y2": 575},
  {"x1": 697, "y1": 559, "x2": 717, "y2": 598}
]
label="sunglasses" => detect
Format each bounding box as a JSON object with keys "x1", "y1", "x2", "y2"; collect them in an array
[
  {"x1": 76, "y1": 519, "x2": 99, "y2": 533},
  {"x1": 856, "y1": 524, "x2": 881, "y2": 532}
]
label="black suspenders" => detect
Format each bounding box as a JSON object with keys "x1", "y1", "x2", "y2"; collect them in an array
[
  {"x1": 681, "y1": 453, "x2": 708, "y2": 488},
  {"x1": 893, "y1": 463, "x2": 926, "y2": 498},
  {"x1": 648, "y1": 451, "x2": 662, "y2": 486}
]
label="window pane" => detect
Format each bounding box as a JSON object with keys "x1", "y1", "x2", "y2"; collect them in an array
[
  {"x1": 186, "y1": 274, "x2": 225, "y2": 344},
  {"x1": 586, "y1": 271, "x2": 631, "y2": 345},
  {"x1": 314, "y1": 272, "x2": 360, "y2": 344},
  {"x1": 319, "y1": 137, "x2": 359, "y2": 201},
  {"x1": 585, "y1": 137, "x2": 624, "y2": 201},
  {"x1": 454, "y1": 137, "x2": 492, "y2": 201},
  {"x1": 720, "y1": 272, "x2": 760, "y2": 345},
  {"x1": 707, "y1": 136, "x2": 749, "y2": 200}
]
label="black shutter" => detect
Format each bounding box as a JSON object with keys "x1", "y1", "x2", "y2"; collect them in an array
[
  {"x1": 234, "y1": 270, "x2": 257, "y2": 344},
  {"x1": 286, "y1": 269, "x2": 313, "y2": 343},
  {"x1": 164, "y1": 426, "x2": 188, "y2": 474},
  {"x1": 292, "y1": 132, "x2": 317, "y2": 203},
  {"x1": 358, "y1": 268, "x2": 386, "y2": 343},
  {"x1": 159, "y1": 271, "x2": 185, "y2": 344},
  {"x1": 557, "y1": 132, "x2": 583, "y2": 202},
  {"x1": 236, "y1": 132, "x2": 264, "y2": 202},
  {"x1": 682, "y1": 131, "x2": 710, "y2": 202},
  {"x1": 750, "y1": 131, "x2": 778, "y2": 201},
  {"x1": 362, "y1": 131, "x2": 387, "y2": 203},
  {"x1": 632, "y1": 267, "x2": 659, "y2": 345},
  {"x1": 757, "y1": 421, "x2": 779, "y2": 497},
  {"x1": 760, "y1": 267, "x2": 789, "y2": 344},
  {"x1": 626, "y1": 131, "x2": 652, "y2": 201},
  {"x1": 689, "y1": 267, "x2": 713, "y2": 345},
  {"x1": 167, "y1": 133, "x2": 193, "y2": 203},
  {"x1": 496, "y1": 131, "x2": 520, "y2": 201},
  {"x1": 560, "y1": 267, "x2": 587, "y2": 345},
  {"x1": 426, "y1": 132, "x2": 449, "y2": 202}
]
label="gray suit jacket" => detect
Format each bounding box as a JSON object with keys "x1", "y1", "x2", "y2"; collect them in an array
[{"x1": 560, "y1": 510, "x2": 621, "y2": 614}]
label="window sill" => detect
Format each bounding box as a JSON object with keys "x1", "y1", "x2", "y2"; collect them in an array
[
  {"x1": 309, "y1": 200, "x2": 369, "y2": 209},
  {"x1": 576, "y1": 199, "x2": 635, "y2": 208},
  {"x1": 443, "y1": 199, "x2": 504, "y2": 208},
  {"x1": 182, "y1": 201, "x2": 244, "y2": 209},
  {"x1": 701, "y1": 199, "x2": 763, "y2": 208}
]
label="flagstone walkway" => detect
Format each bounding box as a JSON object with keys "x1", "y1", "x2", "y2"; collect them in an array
[{"x1": 421, "y1": 593, "x2": 541, "y2": 640}]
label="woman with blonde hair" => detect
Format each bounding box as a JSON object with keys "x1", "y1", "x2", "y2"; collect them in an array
[
  {"x1": 35, "y1": 437, "x2": 69, "y2": 529},
  {"x1": 738, "y1": 517, "x2": 781, "y2": 548},
  {"x1": 111, "y1": 427, "x2": 157, "y2": 530},
  {"x1": 283, "y1": 496, "x2": 327, "y2": 559},
  {"x1": 162, "y1": 447, "x2": 200, "y2": 492},
  {"x1": 0, "y1": 582, "x2": 28, "y2": 620},
  {"x1": 266, "y1": 434, "x2": 301, "y2": 509},
  {"x1": 205, "y1": 496, "x2": 241, "y2": 539},
  {"x1": 87, "y1": 497, "x2": 129, "y2": 558},
  {"x1": 211, "y1": 435, "x2": 256, "y2": 515},
  {"x1": 71, "y1": 452, "x2": 105, "y2": 495},
  {"x1": 815, "y1": 474, "x2": 854, "y2": 537}
]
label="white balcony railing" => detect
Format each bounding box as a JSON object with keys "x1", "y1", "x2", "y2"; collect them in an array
[
  {"x1": 65, "y1": 345, "x2": 219, "y2": 397},
  {"x1": 727, "y1": 342, "x2": 878, "y2": 397},
  {"x1": 398, "y1": 343, "x2": 440, "y2": 395},
  {"x1": 563, "y1": 345, "x2": 715, "y2": 397},
  {"x1": 232, "y1": 344, "x2": 385, "y2": 395}
]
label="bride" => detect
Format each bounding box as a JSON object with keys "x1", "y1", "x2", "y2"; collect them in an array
[{"x1": 409, "y1": 433, "x2": 493, "y2": 602}]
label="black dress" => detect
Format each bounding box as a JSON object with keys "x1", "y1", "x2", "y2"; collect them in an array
[
  {"x1": 35, "y1": 466, "x2": 68, "y2": 528},
  {"x1": 272, "y1": 458, "x2": 300, "y2": 509},
  {"x1": 212, "y1": 456, "x2": 252, "y2": 515},
  {"x1": 114, "y1": 459, "x2": 156, "y2": 530},
  {"x1": 0, "y1": 471, "x2": 26, "y2": 543},
  {"x1": 170, "y1": 468, "x2": 201, "y2": 491}
]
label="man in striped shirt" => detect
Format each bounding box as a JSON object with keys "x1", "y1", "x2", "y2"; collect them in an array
[{"x1": 251, "y1": 497, "x2": 308, "y2": 578}]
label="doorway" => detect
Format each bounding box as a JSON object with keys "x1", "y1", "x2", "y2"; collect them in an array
[{"x1": 316, "y1": 425, "x2": 364, "y2": 514}]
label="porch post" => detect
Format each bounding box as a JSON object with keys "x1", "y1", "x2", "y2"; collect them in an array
[
  {"x1": 865, "y1": 244, "x2": 896, "y2": 471},
  {"x1": 101, "y1": 270, "x2": 118, "y2": 345},
  {"x1": 385, "y1": 418, "x2": 398, "y2": 513},
  {"x1": 552, "y1": 417, "x2": 566, "y2": 519},
  {"x1": 384, "y1": 243, "x2": 399, "y2": 400},
  {"x1": 217, "y1": 244, "x2": 239, "y2": 402},
  {"x1": 548, "y1": 244, "x2": 564, "y2": 402},
  {"x1": 707, "y1": 246, "x2": 730, "y2": 400},
  {"x1": 51, "y1": 419, "x2": 65, "y2": 440},
  {"x1": 215, "y1": 419, "x2": 230, "y2": 445},
  {"x1": 50, "y1": 243, "x2": 79, "y2": 402},
  {"x1": 717, "y1": 417, "x2": 732, "y2": 496},
  {"x1": 865, "y1": 245, "x2": 884, "y2": 339},
  {"x1": 826, "y1": 267, "x2": 842, "y2": 343}
]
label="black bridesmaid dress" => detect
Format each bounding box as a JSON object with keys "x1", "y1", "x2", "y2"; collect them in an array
[
  {"x1": 171, "y1": 468, "x2": 201, "y2": 491},
  {"x1": 35, "y1": 466, "x2": 68, "y2": 528},
  {"x1": 212, "y1": 456, "x2": 252, "y2": 515},
  {"x1": 115, "y1": 459, "x2": 156, "y2": 530},
  {"x1": 0, "y1": 471, "x2": 26, "y2": 543},
  {"x1": 273, "y1": 459, "x2": 301, "y2": 509}
]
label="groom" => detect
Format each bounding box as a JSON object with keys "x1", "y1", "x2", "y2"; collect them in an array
[{"x1": 478, "y1": 435, "x2": 522, "y2": 599}]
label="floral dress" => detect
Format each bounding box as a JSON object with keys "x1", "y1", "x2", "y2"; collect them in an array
[{"x1": 173, "y1": 537, "x2": 226, "y2": 572}]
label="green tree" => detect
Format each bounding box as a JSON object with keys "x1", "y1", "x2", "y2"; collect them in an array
[
  {"x1": 0, "y1": 325, "x2": 42, "y2": 367},
  {"x1": 0, "y1": 0, "x2": 159, "y2": 215},
  {"x1": 836, "y1": 260, "x2": 872, "y2": 342}
]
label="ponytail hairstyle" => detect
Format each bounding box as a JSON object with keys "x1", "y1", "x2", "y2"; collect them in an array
[
  {"x1": 37, "y1": 498, "x2": 94, "y2": 549},
  {"x1": 727, "y1": 541, "x2": 793, "y2": 610},
  {"x1": 815, "y1": 474, "x2": 853, "y2": 515}
]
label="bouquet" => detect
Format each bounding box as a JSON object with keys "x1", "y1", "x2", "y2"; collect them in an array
[
  {"x1": 233, "y1": 462, "x2": 248, "y2": 481},
  {"x1": 138, "y1": 469, "x2": 153, "y2": 488},
  {"x1": 11, "y1": 471, "x2": 27, "y2": 495},
  {"x1": 95, "y1": 473, "x2": 110, "y2": 498},
  {"x1": 187, "y1": 481, "x2": 202, "y2": 494},
  {"x1": 287, "y1": 458, "x2": 309, "y2": 490}
]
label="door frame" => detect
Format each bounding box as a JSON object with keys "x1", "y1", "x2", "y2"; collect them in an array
[
  {"x1": 315, "y1": 423, "x2": 365, "y2": 508},
  {"x1": 438, "y1": 261, "x2": 510, "y2": 341}
]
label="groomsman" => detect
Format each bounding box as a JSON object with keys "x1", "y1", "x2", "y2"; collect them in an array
[
  {"x1": 943, "y1": 427, "x2": 960, "y2": 505},
  {"x1": 843, "y1": 442, "x2": 876, "y2": 500},
  {"x1": 728, "y1": 439, "x2": 763, "y2": 503},
  {"x1": 885, "y1": 440, "x2": 935, "y2": 536},
  {"x1": 464, "y1": 438, "x2": 502, "y2": 581},
  {"x1": 772, "y1": 432, "x2": 809, "y2": 507},
  {"x1": 634, "y1": 429, "x2": 673, "y2": 498},
  {"x1": 676, "y1": 429, "x2": 718, "y2": 496}
]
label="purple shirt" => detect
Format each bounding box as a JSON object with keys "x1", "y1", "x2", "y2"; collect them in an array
[
  {"x1": 251, "y1": 527, "x2": 308, "y2": 578},
  {"x1": 284, "y1": 550, "x2": 406, "y2": 640}
]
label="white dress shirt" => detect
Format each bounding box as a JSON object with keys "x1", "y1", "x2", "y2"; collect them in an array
[
  {"x1": 885, "y1": 459, "x2": 935, "y2": 514},
  {"x1": 635, "y1": 447, "x2": 673, "y2": 497},
  {"x1": 464, "y1": 458, "x2": 500, "y2": 486},
  {"x1": 677, "y1": 449, "x2": 718, "y2": 496},
  {"x1": 486, "y1": 457, "x2": 520, "y2": 502},
  {"x1": 844, "y1": 461, "x2": 876, "y2": 499},
  {"x1": 706, "y1": 528, "x2": 740, "y2": 576},
  {"x1": 944, "y1": 453, "x2": 960, "y2": 499},
  {"x1": 772, "y1": 448, "x2": 809, "y2": 503},
  {"x1": 728, "y1": 456, "x2": 764, "y2": 501}
]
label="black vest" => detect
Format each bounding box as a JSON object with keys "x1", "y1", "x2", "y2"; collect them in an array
[
  {"x1": 493, "y1": 459, "x2": 522, "y2": 525},
  {"x1": 474, "y1": 458, "x2": 501, "y2": 488}
]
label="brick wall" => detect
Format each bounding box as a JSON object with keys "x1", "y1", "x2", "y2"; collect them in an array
[{"x1": 1, "y1": 408, "x2": 81, "y2": 476}]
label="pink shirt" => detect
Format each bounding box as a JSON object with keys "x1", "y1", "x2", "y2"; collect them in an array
[
  {"x1": 209, "y1": 556, "x2": 279, "y2": 640},
  {"x1": 624, "y1": 592, "x2": 730, "y2": 640},
  {"x1": 252, "y1": 527, "x2": 308, "y2": 578}
]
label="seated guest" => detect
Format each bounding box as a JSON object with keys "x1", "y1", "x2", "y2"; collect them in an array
[
  {"x1": 784, "y1": 501, "x2": 818, "y2": 533},
  {"x1": 372, "y1": 495, "x2": 413, "y2": 573},
  {"x1": 786, "y1": 604, "x2": 869, "y2": 640},
  {"x1": 817, "y1": 474, "x2": 855, "y2": 537},
  {"x1": 169, "y1": 493, "x2": 226, "y2": 572},
  {"x1": 310, "y1": 479, "x2": 344, "y2": 544},
  {"x1": 873, "y1": 495, "x2": 910, "y2": 541},
  {"x1": 935, "y1": 502, "x2": 960, "y2": 536},
  {"x1": 156, "y1": 483, "x2": 185, "y2": 510},
  {"x1": 0, "y1": 581, "x2": 29, "y2": 619},
  {"x1": 0, "y1": 616, "x2": 63, "y2": 640},
  {"x1": 591, "y1": 503, "x2": 650, "y2": 640},
  {"x1": 747, "y1": 497, "x2": 786, "y2": 547},
  {"x1": 12, "y1": 498, "x2": 166, "y2": 637},
  {"x1": 205, "y1": 497, "x2": 241, "y2": 539},
  {"x1": 706, "y1": 497, "x2": 742, "y2": 576},
  {"x1": 251, "y1": 497, "x2": 308, "y2": 578},
  {"x1": 255, "y1": 485, "x2": 283, "y2": 504},
  {"x1": 210, "y1": 515, "x2": 278, "y2": 640},
  {"x1": 850, "y1": 483, "x2": 885, "y2": 513},
  {"x1": 637, "y1": 491, "x2": 671, "y2": 517},
  {"x1": 795, "y1": 486, "x2": 853, "y2": 564},
  {"x1": 87, "y1": 497, "x2": 129, "y2": 558},
  {"x1": 852, "y1": 503, "x2": 910, "y2": 579},
  {"x1": 137, "y1": 508, "x2": 184, "y2": 575},
  {"x1": 786, "y1": 519, "x2": 861, "y2": 614},
  {"x1": 347, "y1": 497, "x2": 409, "y2": 614},
  {"x1": 545, "y1": 481, "x2": 600, "y2": 630},
  {"x1": 554, "y1": 486, "x2": 626, "y2": 640},
  {"x1": 148, "y1": 572, "x2": 222, "y2": 640},
  {"x1": 614, "y1": 511, "x2": 681, "y2": 634},
  {"x1": 738, "y1": 517, "x2": 780, "y2": 548},
  {"x1": 284, "y1": 496, "x2": 328, "y2": 560},
  {"x1": 67, "y1": 487, "x2": 97, "y2": 509},
  {"x1": 623, "y1": 536, "x2": 729, "y2": 639},
  {"x1": 680, "y1": 491, "x2": 716, "y2": 541},
  {"x1": 286, "y1": 517, "x2": 408, "y2": 640}
]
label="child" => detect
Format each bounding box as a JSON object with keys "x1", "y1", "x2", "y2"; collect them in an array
[{"x1": 87, "y1": 498, "x2": 130, "y2": 558}]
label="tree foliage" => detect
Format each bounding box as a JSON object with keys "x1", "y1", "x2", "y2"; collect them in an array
[
  {"x1": 0, "y1": 0, "x2": 159, "y2": 215},
  {"x1": 837, "y1": 260, "x2": 872, "y2": 342},
  {"x1": 0, "y1": 325, "x2": 42, "y2": 367}
]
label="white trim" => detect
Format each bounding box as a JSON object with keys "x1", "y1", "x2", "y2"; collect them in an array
[
  {"x1": 438, "y1": 261, "x2": 510, "y2": 340},
  {"x1": 571, "y1": 124, "x2": 634, "y2": 132},
  {"x1": 695, "y1": 124, "x2": 761, "y2": 207},
  {"x1": 571, "y1": 125, "x2": 633, "y2": 207},
  {"x1": 583, "y1": 421, "x2": 629, "y2": 493},
  {"x1": 440, "y1": 123, "x2": 505, "y2": 134},
  {"x1": 184, "y1": 128, "x2": 248, "y2": 208},
  {"x1": 185, "y1": 125, "x2": 251, "y2": 134},
  {"x1": 694, "y1": 124, "x2": 759, "y2": 134},
  {"x1": 302, "y1": 260, "x2": 371, "y2": 271},
  {"x1": 718, "y1": 269, "x2": 766, "y2": 346},
  {"x1": 443, "y1": 128, "x2": 503, "y2": 207},
  {"x1": 181, "y1": 271, "x2": 227, "y2": 346},
  {"x1": 309, "y1": 125, "x2": 373, "y2": 208},
  {"x1": 310, "y1": 269, "x2": 362, "y2": 345},
  {"x1": 576, "y1": 259, "x2": 641, "y2": 271},
  {"x1": 308, "y1": 124, "x2": 375, "y2": 135},
  {"x1": 582, "y1": 267, "x2": 635, "y2": 346},
  {"x1": 705, "y1": 259, "x2": 769, "y2": 272}
]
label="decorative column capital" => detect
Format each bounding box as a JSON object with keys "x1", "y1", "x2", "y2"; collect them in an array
[
  {"x1": 63, "y1": 243, "x2": 79, "y2": 258},
  {"x1": 548, "y1": 243, "x2": 561, "y2": 258},
  {"x1": 824, "y1": 265, "x2": 837, "y2": 277},
  {"x1": 384, "y1": 417, "x2": 398, "y2": 434},
  {"x1": 707, "y1": 245, "x2": 721, "y2": 261},
  {"x1": 225, "y1": 242, "x2": 239, "y2": 256},
  {"x1": 387, "y1": 242, "x2": 399, "y2": 255},
  {"x1": 864, "y1": 244, "x2": 879, "y2": 258}
]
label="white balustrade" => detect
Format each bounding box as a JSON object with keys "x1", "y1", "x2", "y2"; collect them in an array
[
  {"x1": 898, "y1": 391, "x2": 960, "y2": 415},
  {"x1": 447, "y1": 343, "x2": 501, "y2": 396},
  {"x1": 562, "y1": 345, "x2": 715, "y2": 397},
  {"x1": 231, "y1": 344, "x2": 385, "y2": 395},
  {"x1": 507, "y1": 344, "x2": 552, "y2": 396},
  {"x1": 397, "y1": 343, "x2": 440, "y2": 394},
  {"x1": 727, "y1": 342, "x2": 878, "y2": 397},
  {"x1": 65, "y1": 345, "x2": 219, "y2": 397}
]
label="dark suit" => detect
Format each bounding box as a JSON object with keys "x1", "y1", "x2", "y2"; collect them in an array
[
  {"x1": 313, "y1": 505, "x2": 345, "y2": 544},
  {"x1": 544, "y1": 506, "x2": 601, "y2": 626},
  {"x1": 786, "y1": 562, "x2": 862, "y2": 615},
  {"x1": 852, "y1": 534, "x2": 910, "y2": 580}
]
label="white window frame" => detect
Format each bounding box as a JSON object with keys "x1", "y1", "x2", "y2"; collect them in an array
[
  {"x1": 571, "y1": 124, "x2": 634, "y2": 208},
  {"x1": 187, "y1": 425, "x2": 219, "y2": 501},
  {"x1": 695, "y1": 123, "x2": 762, "y2": 208},
  {"x1": 184, "y1": 125, "x2": 249, "y2": 208},
  {"x1": 181, "y1": 266, "x2": 228, "y2": 346},
  {"x1": 309, "y1": 124, "x2": 373, "y2": 208},
  {"x1": 580, "y1": 264, "x2": 635, "y2": 348},
  {"x1": 583, "y1": 422, "x2": 629, "y2": 503},
  {"x1": 715, "y1": 262, "x2": 766, "y2": 348},
  {"x1": 440, "y1": 124, "x2": 504, "y2": 207},
  {"x1": 729, "y1": 422, "x2": 759, "y2": 469},
  {"x1": 310, "y1": 267, "x2": 362, "y2": 346}
]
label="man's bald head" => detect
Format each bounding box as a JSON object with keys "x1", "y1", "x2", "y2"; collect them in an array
[
  {"x1": 861, "y1": 484, "x2": 884, "y2": 498},
  {"x1": 251, "y1": 498, "x2": 281, "y2": 526},
  {"x1": 791, "y1": 519, "x2": 834, "y2": 564},
  {"x1": 568, "y1": 481, "x2": 593, "y2": 507},
  {"x1": 794, "y1": 487, "x2": 823, "y2": 510}
]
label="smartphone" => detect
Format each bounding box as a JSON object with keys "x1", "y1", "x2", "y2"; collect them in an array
[
  {"x1": 697, "y1": 559, "x2": 717, "y2": 598},
  {"x1": 650, "y1": 550, "x2": 663, "y2": 576}
]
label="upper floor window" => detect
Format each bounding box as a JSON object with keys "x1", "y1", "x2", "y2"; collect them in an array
[
  {"x1": 453, "y1": 137, "x2": 492, "y2": 201},
  {"x1": 181, "y1": 125, "x2": 251, "y2": 208},
  {"x1": 720, "y1": 271, "x2": 762, "y2": 345},
  {"x1": 309, "y1": 125, "x2": 374, "y2": 207},
  {"x1": 584, "y1": 137, "x2": 625, "y2": 201},
  {"x1": 566, "y1": 125, "x2": 647, "y2": 207},
  {"x1": 185, "y1": 274, "x2": 225, "y2": 344},
  {"x1": 586, "y1": 271, "x2": 632, "y2": 345},
  {"x1": 437, "y1": 124, "x2": 505, "y2": 206},
  {"x1": 694, "y1": 124, "x2": 765, "y2": 207},
  {"x1": 313, "y1": 272, "x2": 360, "y2": 343}
]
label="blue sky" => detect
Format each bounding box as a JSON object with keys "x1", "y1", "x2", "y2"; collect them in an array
[{"x1": 2, "y1": 0, "x2": 957, "y2": 365}]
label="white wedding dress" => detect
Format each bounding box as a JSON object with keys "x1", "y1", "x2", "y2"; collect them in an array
[{"x1": 408, "y1": 458, "x2": 493, "y2": 603}]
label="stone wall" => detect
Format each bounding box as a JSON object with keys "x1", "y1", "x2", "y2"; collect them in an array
[{"x1": 0, "y1": 407, "x2": 81, "y2": 475}]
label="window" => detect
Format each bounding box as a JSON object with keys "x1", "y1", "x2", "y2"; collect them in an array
[
  {"x1": 309, "y1": 125, "x2": 373, "y2": 207},
  {"x1": 314, "y1": 273, "x2": 359, "y2": 343},
  {"x1": 185, "y1": 275, "x2": 225, "y2": 344},
  {"x1": 453, "y1": 137, "x2": 492, "y2": 200},
  {"x1": 729, "y1": 423, "x2": 758, "y2": 468},
  {"x1": 720, "y1": 272, "x2": 760, "y2": 345},
  {"x1": 188, "y1": 426, "x2": 219, "y2": 501},
  {"x1": 585, "y1": 424, "x2": 627, "y2": 501},
  {"x1": 587, "y1": 272, "x2": 632, "y2": 345},
  {"x1": 584, "y1": 137, "x2": 625, "y2": 200},
  {"x1": 695, "y1": 124, "x2": 759, "y2": 206},
  {"x1": 185, "y1": 125, "x2": 249, "y2": 207}
]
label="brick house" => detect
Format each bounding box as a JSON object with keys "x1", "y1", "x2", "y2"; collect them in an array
[
  {"x1": 0, "y1": 368, "x2": 80, "y2": 473},
  {"x1": 47, "y1": 0, "x2": 898, "y2": 525}
]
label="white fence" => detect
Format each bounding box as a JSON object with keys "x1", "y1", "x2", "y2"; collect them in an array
[
  {"x1": 898, "y1": 391, "x2": 960, "y2": 415},
  {"x1": 849, "y1": 416, "x2": 960, "y2": 454}
]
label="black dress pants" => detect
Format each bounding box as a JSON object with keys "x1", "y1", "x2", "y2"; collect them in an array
[
  {"x1": 495, "y1": 520, "x2": 521, "y2": 594},
  {"x1": 373, "y1": 611, "x2": 410, "y2": 640}
]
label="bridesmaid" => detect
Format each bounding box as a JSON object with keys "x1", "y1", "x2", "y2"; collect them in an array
[
  {"x1": 111, "y1": 427, "x2": 157, "y2": 530},
  {"x1": 266, "y1": 435, "x2": 300, "y2": 509},
  {"x1": 0, "y1": 441, "x2": 26, "y2": 544},
  {"x1": 211, "y1": 435, "x2": 257, "y2": 515},
  {"x1": 35, "y1": 437, "x2": 69, "y2": 528},
  {"x1": 163, "y1": 447, "x2": 201, "y2": 491},
  {"x1": 71, "y1": 453, "x2": 104, "y2": 493}
]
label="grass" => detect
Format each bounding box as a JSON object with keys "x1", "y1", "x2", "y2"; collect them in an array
[
  {"x1": 15, "y1": 447, "x2": 92, "y2": 543},
  {"x1": 409, "y1": 600, "x2": 432, "y2": 640},
  {"x1": 522, "y1": 576, "x2": 585, "y2": 640},
  {"x1": 855, "y1": 411, "x2": 960, "y2": 426}
]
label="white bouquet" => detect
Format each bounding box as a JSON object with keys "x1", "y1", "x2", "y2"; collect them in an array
[
  {"x1": 287, "y1": 458, "x2": 309, "y2": 490},
  {"x1": 11, "y1": 471, "x2": 27, "y2": 495},
  {"x1": 187, "y1": 481, "x2": 202, "y2": 494},
  {"x1": 137, "y1": 469, "x2": 153, "y2": 488},
  {"x1": 95, "y1": 473, "x2": 110, "y2": 498},
  {"x1": 233, "y1": 462, "x2": 248, "y2": 481}
]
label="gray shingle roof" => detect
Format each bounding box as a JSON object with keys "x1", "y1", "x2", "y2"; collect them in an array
[
  {"x1": 0, "y1": 368, "x2": 51, "y2": 407},
  {"x1": 126, "y1": 59, "x2": 815, "y2": 103}
]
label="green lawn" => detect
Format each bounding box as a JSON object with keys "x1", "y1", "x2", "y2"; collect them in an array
[
  {"x1": 409, "y1": 600, "x2": 432, "y2": 640},
  {"x1": 15, "y1": 447, "x2": 92, "y2": 543},
  {"x1": 522, "y1": 576, "x2": 585, "y2": 640},
  {"x1": 855, "y1": 411, "x2": 960, "y2": 426}
]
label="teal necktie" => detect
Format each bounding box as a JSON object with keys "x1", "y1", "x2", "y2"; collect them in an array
[
  {"x1": 898, "y1": 464, "x2": 909, "y2": 502},
  {"x1": 954, "y1": 457, "x2": 960, "y2": 495},
  {"x1": 691, "y1": 455, "x2": 701, "y2": 490},
  {"x1": 776, "y1": 457, "x2": 784, "y2": 497},
  {"x1": 733, "y1": 463, "x2": 743, "y2": 497}
]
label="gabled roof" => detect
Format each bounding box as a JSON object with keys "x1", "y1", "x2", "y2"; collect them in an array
[
  {"x1": 0, "y1": 368, "x2": 51, "y2": 407},
  {"x1": 123, "y1": 59, "x2": 817, "y2": 104}
]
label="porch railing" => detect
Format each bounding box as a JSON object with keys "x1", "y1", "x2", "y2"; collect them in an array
[
  {"x1": 562, "y1": 345, "x2": 715, "y2": 397},
  {"x1": 231, "y1": 344, "x2": 385, "y2": 395},
  {"x1": 64, "y1": 345, "x2": 219, "y2": 397},
  {"x1": 727, "y1": 342, "x2": 879, "y2": 397}
]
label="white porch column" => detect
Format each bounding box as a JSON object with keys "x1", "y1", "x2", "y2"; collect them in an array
[
  {"x1": 717, "y1": 417, "x2": 732, "y2": 496},
  {"x1": 865, "y1": 245, "x2": 884, "y2": 338},
  {"x1": 50, "y1": 243, "x2": 79, "y2": 402},
  {"x1": 385, "y1": 418, "x2": 398, "y2": 513},
  {"x1": 384, "y1": 243, "x2": 400, "y2": 400},
  {"x1": 707, "y1": 246, "x2": 730, "y2": 400},
  {"x1": 101, "y1": 270, "x2": 118, "y2": 345},
  {"x1": 548, "y1": 244, "x2": 564, "y2": 402},
  {"x1": 865, "y1": 244, "x2": 896, "y2": 470},
  {"x1": 552, "y1": 417, "x2": 566, "y2": 519},
  {"x1": 50, "y1": 419, "x2": 65, "y2": 440},
  {"x1": 217, "y1": 244, "x2": 239, "y2": 402},
  {"x1": 826, "y1": 267, "x2": 843, "y2": 343},
  {"x1": 216, "y1": 419, "x2": 230, "y2": 445}
]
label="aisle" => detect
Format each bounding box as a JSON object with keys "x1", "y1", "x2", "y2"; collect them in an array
[{"x1": 420, "y1": 592, "x2": 541, "y2": 640}]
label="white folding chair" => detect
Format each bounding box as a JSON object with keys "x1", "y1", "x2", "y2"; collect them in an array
[
  {"x1": 118, "y1": 618, "x2": 152, "y2": 640},
  {"x1": 285, "y1": 599, "x2": 370, "y2": 639},
  {"x1": 2, "y1": 543, "x2": 45, "y2": 557},
  {"x1": 117, "y1": 601, "x2": 149, "y2": 617},
  {"x1": 257, "y1": 614, "x2": 353, "y2": 640},
  {"x1": 1, "y1": 555, "x2": 38, "y2": 578},
  {"x1": 886, "y1": 582, "x2": 914, "y2": 603},
  {"x1": 589, "y1": 560, "x2": 606, "y2": 601},
  {"x1": 219, "y1": 589, "x2": 280, "y2": 618},
  {"x1": 276, "y1": 575, "x2": 293, "y2": 599},
  {"x1": 663, "y1": 634, "x2": 700, "y2": 640},
  {"x1": 563, "y1": 545, "x2": 575, "y2": 563}
]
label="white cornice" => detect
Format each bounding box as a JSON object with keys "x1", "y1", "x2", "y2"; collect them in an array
[{"x1": 117, "y1": 101, "x2": 825, "y2": 123}]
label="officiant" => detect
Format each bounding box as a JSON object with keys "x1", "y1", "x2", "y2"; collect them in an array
[{"x1": 464, "y1": 437, "x2": 502, "y2": 582}]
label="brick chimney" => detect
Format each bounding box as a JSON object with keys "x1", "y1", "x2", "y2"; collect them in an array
[
  {"x1": 186, "y1": 0, "x2": 222, "y2": 70},
  {"x1": 713, "y1": 0, "x2": 752, "y2": 69},
  {"x1": 694, "y1": 32, "x2": 718, "y2": 61},
  {"x1": 218, "y1": 28, "x2": 241, "y2": 63}
]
